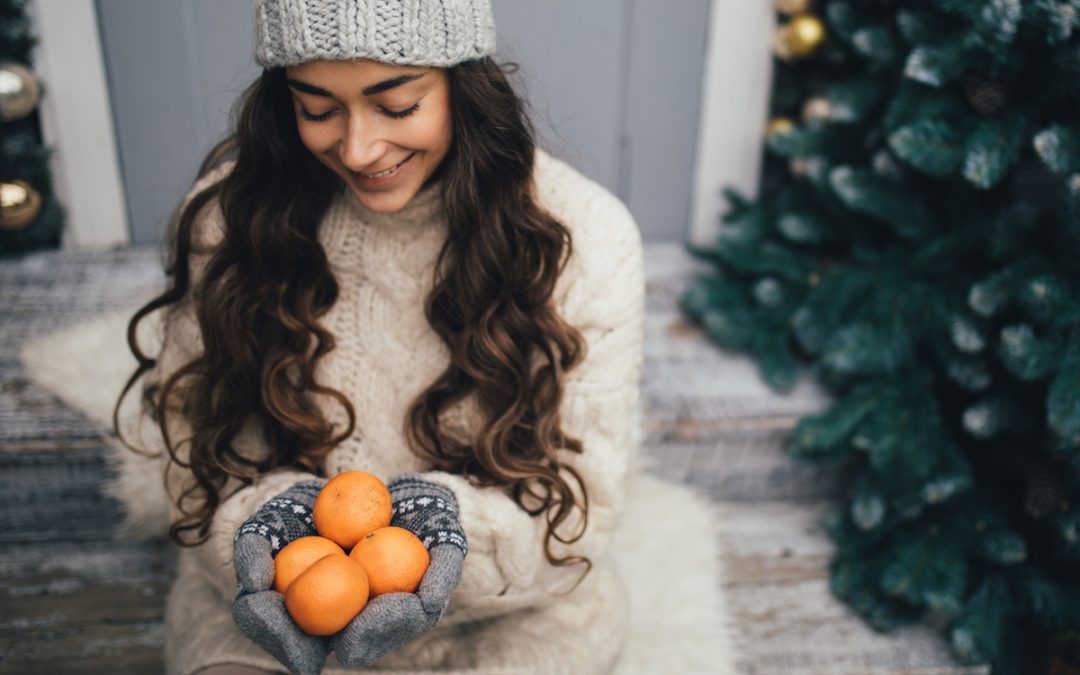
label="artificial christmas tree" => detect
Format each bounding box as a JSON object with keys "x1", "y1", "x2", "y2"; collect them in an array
[
  {"x1": 0, "y1": 0, "x2": 64, "y2": 255},
  {"x1": 682, "y1": 1, "x2": 1080, "y2": 672}
]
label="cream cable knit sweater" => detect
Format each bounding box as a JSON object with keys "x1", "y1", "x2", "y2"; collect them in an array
[{"x1": 132, "y1": 148, "x2": 645, "y2": 675}]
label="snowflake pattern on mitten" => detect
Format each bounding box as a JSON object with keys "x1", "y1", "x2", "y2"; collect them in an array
[
  {"x1": 388, "y1": 475, "x2": 468, "y2": 558},
  {"x1": 234, "y1": 480, "x2": 324, "y2": 557}
]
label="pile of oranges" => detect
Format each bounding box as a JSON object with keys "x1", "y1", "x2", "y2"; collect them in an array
[{"x1": 273, "y1": 471, "x2": 431, "y2": 636}]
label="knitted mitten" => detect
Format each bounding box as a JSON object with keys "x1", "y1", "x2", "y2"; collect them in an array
[
  {"x1": 331, "y1": 473, "x2": 468, "y2": 668},
  {"x1": 233, "y1": 479, "x2": 326, "y2": 592},
  {"x1": 231, "y1": 479, "x2": 331, "y2": 675}
]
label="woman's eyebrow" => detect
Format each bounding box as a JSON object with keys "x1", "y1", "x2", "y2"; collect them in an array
[
  {"x1": 286, "y1": 72, "x2": 427, "y2": 98},
  {"x1": 361, "y1": 72, "x2": 427, "y2": 95}
]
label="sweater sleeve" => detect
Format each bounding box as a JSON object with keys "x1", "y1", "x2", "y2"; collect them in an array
[
  {"x1": 419, "y1": 189, "x2": 646, "y2": 623},
  {"x1": 124, "y1": 161, "x2": 312, "y2": 600}
]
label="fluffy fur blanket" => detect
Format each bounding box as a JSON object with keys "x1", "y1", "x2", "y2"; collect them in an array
[{"x1": 20, "y1": 307, "x2": 738, "y2": 674}]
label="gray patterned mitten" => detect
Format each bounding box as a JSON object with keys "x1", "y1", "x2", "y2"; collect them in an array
[
  {"x1": 330, "y1": 473, "x2": 468, "y2": 668},
  {"x1": 231, "y1": 479, "x2": 331, "y2": 675}
]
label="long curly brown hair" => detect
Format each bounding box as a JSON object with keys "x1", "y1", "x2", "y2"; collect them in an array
[{"x1": 112, "y1": 57, "x2": 595, "y2": 583}]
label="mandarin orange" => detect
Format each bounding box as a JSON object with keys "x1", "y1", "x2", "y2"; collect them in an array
[
  {"x1": 313, "y1": 471, "x2": 393, "y2": 549},
  {"x1": 284, "y1": 554, "x2": 370, "y2": 636},
  {"x1": 349, "y1": 526, "x2": 430, "y2": 596},
  {"x1": 272, "y1": 535, "x2": 346, "y2": 594}
]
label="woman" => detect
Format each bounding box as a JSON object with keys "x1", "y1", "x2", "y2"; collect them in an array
[{"x1": 114, "y1": 1, "x2": 645, "y2": 673}]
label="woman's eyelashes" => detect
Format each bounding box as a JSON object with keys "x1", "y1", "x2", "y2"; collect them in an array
[
  {"x1": 298, "y1": 107, "x2": 333, "y2": 122},
  {"x1": 299, "y1": 103, "x2": 421, "y2": 122},
  {"x1": 384, "y1": 103, "x2": 421, "y2": 119}
]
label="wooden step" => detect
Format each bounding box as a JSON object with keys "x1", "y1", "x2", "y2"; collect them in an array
[
  {"x1": 642, "y1": 311, "x2": 839, "y2": 502},
  {"x1": 716, "y1": 501, "x2": 987, "y2": 675},
  {"x1": 0, "y1": 539, "x2": 172, "y2": 675}
]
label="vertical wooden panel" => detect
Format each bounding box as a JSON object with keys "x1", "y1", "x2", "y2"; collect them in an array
[
  {"x1": 689, "y1": 0, "x2": 775, "y2": 248},
  {"x1": 96, "y1": 0, "x2": 254, "y2": 247},
  {"x1": 491, "y1": 0, "x2": 628, "y2": 195},
  {"x1": 621, "y1": 0, "x2": 711, "y2": 242},
  {"x1": 96, "y1": 0, "x2": 202, "y2": 246},
  {"x1": 188, "y1": 0, "x2": 263, "y2": 147}
]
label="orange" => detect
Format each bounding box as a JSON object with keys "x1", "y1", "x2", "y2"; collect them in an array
[
  {"x1": 273, "y1": 535, "x2": 346, "y2": 594},
  {"x1": 313, "y1": 471, "x2": 393, "y2": 549},
  {"x1": 284, "y1": 554, "x2": 370, "y2": 636},
  {"x1": 349, "y1": 526, "x2": 430, "y2": 596}
]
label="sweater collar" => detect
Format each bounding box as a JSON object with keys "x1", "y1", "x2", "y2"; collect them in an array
[{"x1": 338, "y1": 172, "x2": 447, "y2": 235}]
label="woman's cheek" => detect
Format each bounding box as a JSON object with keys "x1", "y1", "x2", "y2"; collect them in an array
[
  {"x1": 296, "y1": 122, "x2": 331, "y2": 155},
  {"x1": 410, "y1": 113, "x2": 450, "y2": 148}
]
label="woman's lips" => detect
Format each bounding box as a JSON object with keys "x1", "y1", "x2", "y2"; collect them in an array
[{"x1": 351, "y1": 152, "x2": 416, "y2": 187}]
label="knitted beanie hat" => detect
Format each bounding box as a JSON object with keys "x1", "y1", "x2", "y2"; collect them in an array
[{"x1": 253, "y1": 0, "x2": 497, "y2": 69}]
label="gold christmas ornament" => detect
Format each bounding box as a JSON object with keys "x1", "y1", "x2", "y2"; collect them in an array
[
  {"x1": 766, "y1": 116, "x2": 796, "y2": 138},
  {"x1": 776, "y1": 0, "x2": 812, "y2": 16},
  {"x1": 801, "y1": 96, "x2": 832, "y2": 122},
  {"x1": 773, "y1": 28, "x2": 796, "y2": 60},
  {"x1": 789, "y1": 14, "x2": 827, "y2": 56},
  {"x1": 0, "y1": 180, "x2": 43, "y2": 231},
  {"x1": 0, "y1": 62, "x2": 40, "y2": 122},
  {"x1": 774, "y1": 14, "x2": 827, "y2": 60}
]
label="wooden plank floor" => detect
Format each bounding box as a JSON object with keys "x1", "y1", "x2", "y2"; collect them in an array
[
  {"x1": 0, "y1": 248, "x2": 172, "y2": 673},
  {"x1": 0, "y1": 244, "x2": 982, "y2": 674}
]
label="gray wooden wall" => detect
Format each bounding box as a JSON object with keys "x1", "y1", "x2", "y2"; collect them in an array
[{"x1": 96, "y1": 0, "x2": 710, "y2": 245}]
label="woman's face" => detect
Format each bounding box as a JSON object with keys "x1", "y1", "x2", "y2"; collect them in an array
[{"x1": 284, "y1": 58, "x2": 452, "y2": 214}]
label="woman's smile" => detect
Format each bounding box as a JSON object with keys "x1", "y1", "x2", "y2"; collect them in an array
[{"x1": 351, "y1": 151, "x2": 417, "y2": 188}]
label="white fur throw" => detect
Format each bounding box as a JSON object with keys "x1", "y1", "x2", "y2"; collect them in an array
[{"x1": 20, "y1": 307, "x2": 739, "y2": 674}]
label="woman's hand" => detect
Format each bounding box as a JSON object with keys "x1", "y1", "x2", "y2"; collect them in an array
[
  {"x1": 230, "y1": 479, "x2": 331, "y2": 675},
  {"x1": 330, "y1": 474, "x2": 468, "y2": 667}
]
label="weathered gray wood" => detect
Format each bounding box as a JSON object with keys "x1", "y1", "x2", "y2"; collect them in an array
[
  {"x1": 0, "y1": 540, "x2": 172, "y2": 673},
  {"x1": 0, "y1": 653, "x2": 163, "y2": 675},
  {"x1": 645, "y1": 432, "x2": 844, "y2": 502},
  {"x1": 0, "y1": 247, "x2": 163, "y2": 443},
  {"x1": 716, "y1": 502, "x2": 988, "y2": 675},
  {"x1": 641, "y1": 243, "x2": 836, "y2": 502},
  {"x1": 95, "y1": 0, "x2": 258, "y2": 247},
  {"x1": 0, "y1": 248, "x2": 169, "y2": 672},
  {"x1": 621, "y1": 0, "x2": 711, "y2": 239},
  {"x1": 0, "y1": 446, "x2": 124, "y2": 544},
  {"x1": 0, "y1": 623, "x2": 165, "y2": 675}
]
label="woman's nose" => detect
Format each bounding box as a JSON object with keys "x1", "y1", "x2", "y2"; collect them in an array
[{"x1": 340, "y1": 117, "x2": 384, "y2": 172}]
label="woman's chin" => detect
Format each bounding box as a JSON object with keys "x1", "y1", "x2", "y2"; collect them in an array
[{"x1": 348, "y1": 184, "x2": 414, "y2": 213}]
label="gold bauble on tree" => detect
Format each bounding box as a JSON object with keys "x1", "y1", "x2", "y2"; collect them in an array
[
  {"x1": 774, "y1": 14, "x2": 827, "y2": 60},
  {"x1": 766, "y1": 116, "x2": 796, "y2": 139},
  {"x1": 0, "y1": 62, "x2": 40, "y2": 122},
  {"x1": 801, "y1": 96, "x2": 832, "y2": 122},
  {"x1": 0, "y1": 180, "x2": 43, "y2": 231},
  {"x1": 776, "y1": 0, "x2": 812, "y2": 16},
  {"x1": 789, "y1": 158, "x2": 812, "y2": 178}
]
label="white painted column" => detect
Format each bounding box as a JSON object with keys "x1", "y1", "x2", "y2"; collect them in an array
[
  {"x1": 26, "y1": 0, "x2": 129, "y2": 249},
  {"x1": 689, "y1": 0, "x2": 775, "y2": 248}
]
